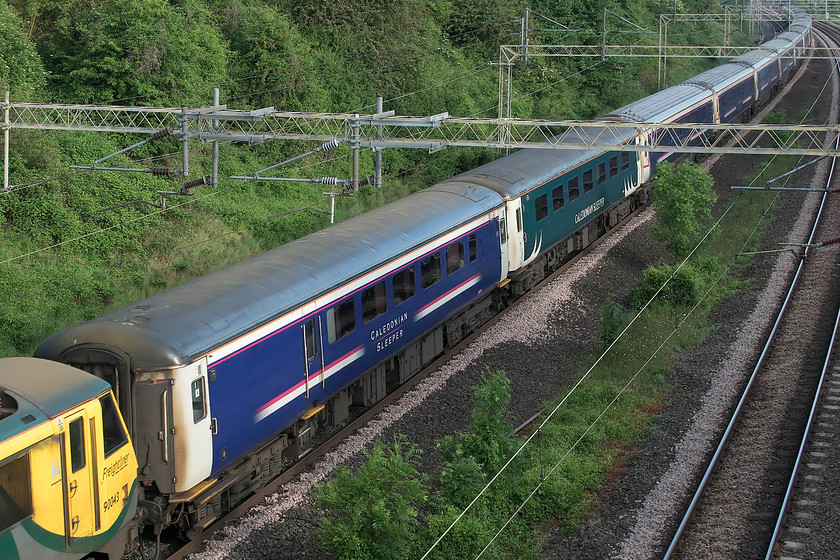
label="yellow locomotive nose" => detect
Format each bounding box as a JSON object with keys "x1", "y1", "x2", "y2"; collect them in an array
[{"x1": 0, "y1": 358, "x2": 139, "y2": 560}]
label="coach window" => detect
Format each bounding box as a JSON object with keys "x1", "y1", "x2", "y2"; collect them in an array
[
  {"x1": 69, "y1": 417, "x2": 85, "y2": 472},
  {"x1": 568, "y1": 177, "x2": 580, "y2": 201},
  {"x1": 0, "y1": 455, "x2": 33, "y2": 531},
  {"x1": 303, "y1": 319, "x2": 318, "y2": 358},
  {"x1": 583, "y1": 170, "x2": 594, "y2": 193},
  {"x1": 499, "y1": 217, "x2": 507, "y2": 242},
  {"x1": 421, "y1": 253, "x2": 442, "y2": 289},
  {"x1": 447, "y1": 241, "x2": 465, "y2": 274},
  {"x1": 609, "y1": 156, "x2": 619, "y2": 177},
  {"x1": 552, "y1": 185, "x2": 564, "y2": 210},
  {"x1": 598, "y1": 162, "x2": 607, "y2": 184},
  {"x1": 99, "y1": 393, "x2": 129, "y2": 455},
  {"x1": 468, "y1": 233, "x2": 478, "y2": 262},
  {"x1": 328, "y1": 298, "x2": 356, "y2": 342},
  {"x1": 393, "y1": 266, "x2": 416, "y2": 305},
  {"x1": 362, "y1": 281, "x2": 387, "y2": 323},
  {"x1": 621, "y1": 152, "x2": 630, "y2": 170},
  {"x1": 534, "y1": 194, "x2": 548, "y2": 221},
  {"x1": 189, "y1": 378, "x2": 207, "y2": 424}
]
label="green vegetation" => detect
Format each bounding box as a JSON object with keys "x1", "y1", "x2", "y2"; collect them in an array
[
  {"x1": 0, "y1": 0, "x2": 745, "y2": 356},
  {"x1": 316, "y1": 436, "x2": 428, "y2": 560},
  {"x1": 314, "y1": 159, "x2": 789, "y2": 557},
  {"x1": 651, "y1": 161, "x2": 718, "y2": 260}
]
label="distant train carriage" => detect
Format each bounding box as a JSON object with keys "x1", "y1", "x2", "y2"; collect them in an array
[
  {"x1": 608, "y1": 83, "x2": 714, "y2": 175},
  {"x1": 683, "y1": 63, "x2": 756, "y2": 124},
  {"x1": 0, "y1": 358, "x2": 138, "y2": 560}
]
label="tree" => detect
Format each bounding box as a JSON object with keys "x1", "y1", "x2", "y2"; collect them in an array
[
  {"x1": 315, "y1": 437, "x2": 427, "y2": 560},
  {"x1": 0, "y1": 2, "x2": 45, "y2": 99},
  {"x1": 651, "y1": 161, "x2": 717, "y2": 260},
  {"x1": 44, "y1": 0, "x2": 229, "y2": 105}
]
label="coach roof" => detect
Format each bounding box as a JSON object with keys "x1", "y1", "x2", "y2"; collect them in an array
[{"x1": 36, "y1": 183, "x2": 503, "y2": 371}]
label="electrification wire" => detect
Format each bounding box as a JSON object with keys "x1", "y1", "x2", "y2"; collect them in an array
[
  {"x1": 471, "y1": 88, "x2": 835, "y2": 560},
  {"x1": 228, "y1": 29, "x2": 509, "y2": 112},
  {"x1": 218, "y1": 26, "x2": 512, "y2": 108},
  {"x1": 0, "y1": 175, "x2": 259, "y2": 267},
  {"x1": 377, "y1": 65, "x2": 496, "y2": 106},
  {"x1": 2, "y1": 148, "x2": 188, "y2": 195},
  {"x1": 0, "y1": 146, "x2": 353, "y2": 293},
  {"x1": 420, "y1": 204, "x2": 735, "y2": 560},
  {"x1": 424, "y1": 34, "x2": 836, "y2": 559}
]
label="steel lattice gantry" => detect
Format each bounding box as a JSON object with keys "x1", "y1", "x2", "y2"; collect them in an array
[{"x1": 4, "y1": 102, "x2": 839, "y2": 157}]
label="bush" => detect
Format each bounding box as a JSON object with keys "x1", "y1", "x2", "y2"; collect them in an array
[
  {"x1": 651, "y1": 162, "x2": 717, "y2": 260},
  {"x1": 600, "y1": 298, "x2": 629, "y2": 348},
  {"x1": 315, "y1": 437, "x2": 427, "y2": 560},
  {"x1": 630, "y1": 263, "x2": 702, "y2": 308}
]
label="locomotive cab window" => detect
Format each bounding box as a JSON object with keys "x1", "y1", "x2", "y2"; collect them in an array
[
  {"x1": 469, "y1": 233, "x2": 478, "y2": 262},
  {"x1": 446, "y1": 242, "x2": 465, "y2": 274},
  {"x1": 362, "y1": 281, "x2": 387, "y2": 323},
  {"x1": 393, "y1": 267, "x2": 416, "y2": 305},
  {"x1": 328, "y1": 298, "x2": 356, "y2": 342},
  {"x1": 100, "y1": 393, "x2": 129, "y2": 455},
  {"x1": 0, "y1": 455, "x2": 33, "y2": 531},
  {"x1": 609, "y1": 156, "x2": 619, "y2": 177},
  {"x1": 568, "y1": 177, "x2": 580, "y2": 201},
  {"x1": 552, "y1": 185, "x2": 564, "y2": 210},
  {"x1": 621, "y1": 152, "x2": 630, "y2": 170},
  {"x1": 534, "y1": 194, "x2": 548, "y2": 221},
  {"x1": 421, "y1": 253, "x2": 441, "y2": 289},
  {"x1": 190, "y1": 378, "x2": 207, "y2": 424},
  {"x1": 583, "y1": 170, "x2": 594, "y2": 193},
  {"x1": 597, "y1": 162, "x2": 607, "y2": 184}
]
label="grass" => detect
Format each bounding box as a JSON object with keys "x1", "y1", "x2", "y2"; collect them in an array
[{"x1": 401, "y1": 152, "x2": 794, "y2": 559}]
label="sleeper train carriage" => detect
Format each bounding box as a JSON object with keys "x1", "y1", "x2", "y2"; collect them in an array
[
  {"x1": 610, "y1": 13, "x2": 810, "y2": 176},
  {"x1": 0, "y1": 358, "x2": 138, "y2": 560},
  {"x1": 32, "y1": 12, "x2": 811, "y2": 542}
]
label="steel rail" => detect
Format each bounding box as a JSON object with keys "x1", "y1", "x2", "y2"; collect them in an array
[
  {"x1": 762, "y1": 22, "x2": 840, "y2": 559},
  {"x1": 662, "y1": 24, "x2": 840, "y2": 559}
]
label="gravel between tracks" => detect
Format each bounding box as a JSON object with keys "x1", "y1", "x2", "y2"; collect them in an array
[{"x1": 186, "y1": 51, "x2": 836, "y2": 560}]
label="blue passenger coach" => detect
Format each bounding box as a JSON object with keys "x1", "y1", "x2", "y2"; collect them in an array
[{"x1": 36, "y1": 181, "x2": 505, "y2": 534}]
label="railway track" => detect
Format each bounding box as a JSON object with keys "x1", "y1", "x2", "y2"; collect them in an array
[{"x1": 663, "y1": 23, "x2": 840, "y2": 560}]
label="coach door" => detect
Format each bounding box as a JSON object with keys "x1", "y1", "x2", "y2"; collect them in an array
[
  {"x1": 637, "y1": 130, "x2": 652, "y2": 183},
  {"x1": 302, "y1": 317, "x2": 325, "y2": 398},
  {"x1": 505, "y1": 198, "x2": 526, "y2": 272},
  {"x1": 62, "y1": 410, "x2": 97, "y2": 544},
  {"x1": 134, "y1": 374, "x2": 176, "y2": 493}
]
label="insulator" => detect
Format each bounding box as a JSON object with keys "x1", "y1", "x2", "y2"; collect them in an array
[
  {"x1": 319, "y1": 177, "x2": 340, "y2": 185},
  {"x1": 815, "y1": 236, "x2": 840, "y2": 248},
  {"x1": 315, "y1": 138, "x2": 343, "y2": 153},
  {"x1": 150, "y1": 168, "x2": 174, "y2": 177},
  {"x1": 181, "y1": 174, "x2": 210, "y2": 189},
  {"x1": 150, "y1": 127, "x2": 176, "y2": 141}
]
